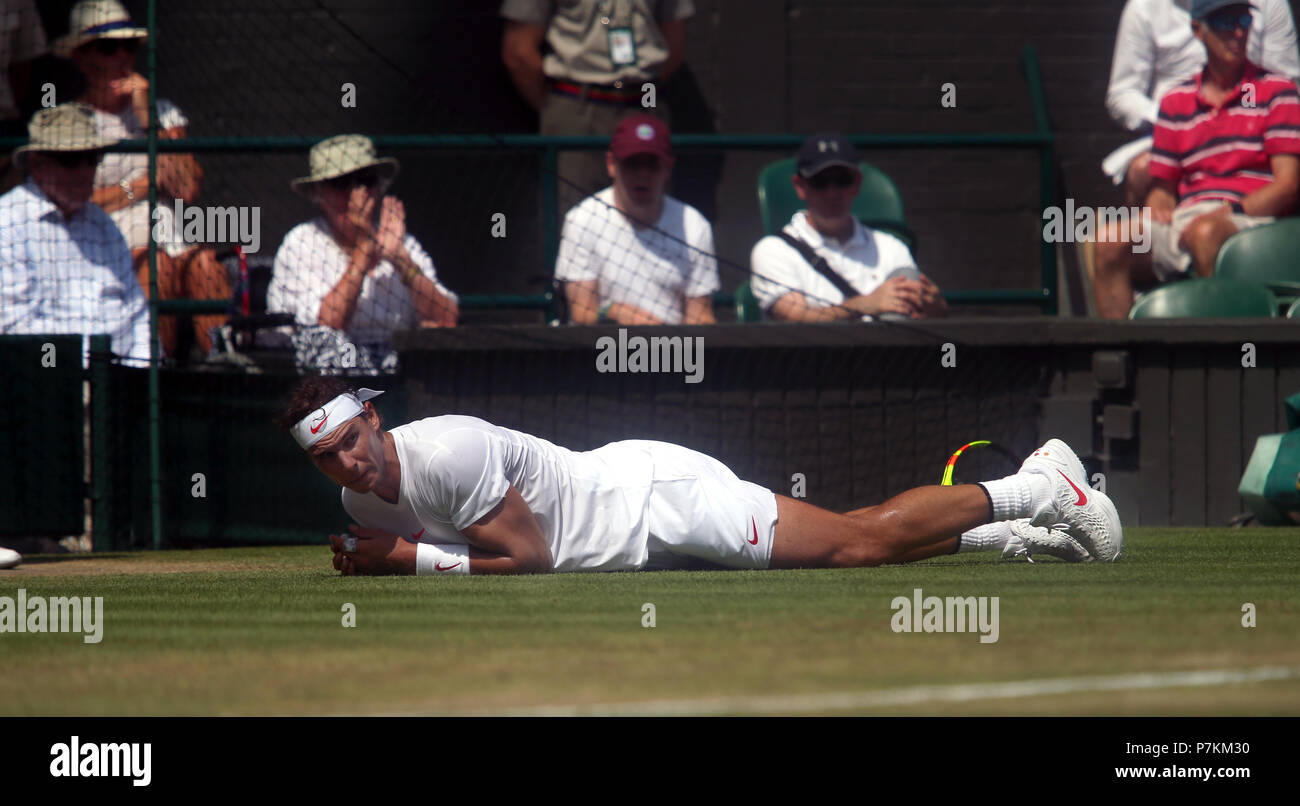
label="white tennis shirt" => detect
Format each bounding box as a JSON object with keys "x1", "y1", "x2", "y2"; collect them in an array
[{"x1": 341, "y1": 415, "x2": 654, "y2": 572}]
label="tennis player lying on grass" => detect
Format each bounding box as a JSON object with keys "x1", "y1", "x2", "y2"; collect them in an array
[{"x1": 279, "y1": 377, "x2": 1122, "y2": 576}]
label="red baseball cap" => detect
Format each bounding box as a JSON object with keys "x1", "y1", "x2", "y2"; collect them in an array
[{"x1": 610, "y1": 114, "x2": 672, "y2": 161}]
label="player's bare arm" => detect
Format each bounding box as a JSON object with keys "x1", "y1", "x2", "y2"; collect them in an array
[
  {"x1": 328, "y1": 487, "x2": 548, "y2": 576},
  {"x1": 457, "y1": 486, "x2": 552, "y2": 574}
]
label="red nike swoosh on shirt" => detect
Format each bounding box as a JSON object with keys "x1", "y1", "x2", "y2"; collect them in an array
[
  {"x1": 412, "y1": 528, "x2": 425, "y2": 540},
  {"x1": 309, "y1": 411, "x2": 328, "y2": 434},
  {"x1": 435, "y1": 561, "x2": 462, "y2": 572},
  {"x1": 748, "y1": 517, "x2": 759, "y2": 545},
  {"x1": 1058, "y1": 469, "x2": 1088, "y2": 506}
]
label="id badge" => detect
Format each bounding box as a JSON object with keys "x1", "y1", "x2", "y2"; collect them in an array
[{"x1": 608, "y1": 26, "x2": 636, "y2": 67}]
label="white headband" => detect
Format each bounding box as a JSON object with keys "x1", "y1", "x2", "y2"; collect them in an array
[{"x1": 291, "y1": 388, "x2": 385, "y2": 449}]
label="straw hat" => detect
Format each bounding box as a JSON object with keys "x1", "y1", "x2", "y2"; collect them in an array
[
  {"x1": 12, "y1": 103, "x2": 118, "y2": 172},
  {"x1": 291, "y1": 135, "x2": 399, "y2": 196},
  {"x1": 54, "y1": 0, "x2": 149, "y2": 59}
]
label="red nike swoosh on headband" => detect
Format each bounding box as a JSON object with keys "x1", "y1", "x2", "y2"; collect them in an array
[
  {"x1": 1058, "y1": 469, "x2": 1088, "y2": 506},
  {"x1": 435, "y1": 561, "x2": 462, "y2": 572},
  {"x1": 412, "y1": 528, "x2": 425, "y2": 540},
  {"x1": 309, "y1": 412, "x2": 329, "y2": 434},
  {"x1": 748, "y1": 517, "x2": 759, "y2": 545}
]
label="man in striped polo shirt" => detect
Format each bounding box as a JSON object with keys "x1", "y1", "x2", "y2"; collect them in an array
[{"x1": 1094, "y1": 0, "x2": 1300, "y2": 319}]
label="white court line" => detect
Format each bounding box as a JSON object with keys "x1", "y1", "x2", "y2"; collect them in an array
[{"x1": 375, "y1": 665, "x2": 1300, "y2": 717}]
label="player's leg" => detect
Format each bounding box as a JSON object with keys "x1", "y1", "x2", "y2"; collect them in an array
[
  {"x1": 770, "y1": 484, "x2": 988, "y2": 568},
  {"x1": 772, "y1": 438, "x2": 1121, "y2": 567}
]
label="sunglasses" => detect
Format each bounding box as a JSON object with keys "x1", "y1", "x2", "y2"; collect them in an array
[
  {"x1": 45, "y1": 151, "x2": 100, "y2": 168},
  {"x1": 1205, "y1": 11, "x2": 1252, "y2": 32},
  {"x1": 805, "y1": 169, "x2": 857, "y2": 190},
  {"x1": 92, "y1": 38, "x2": 140, "y2": 55},
  {"x1": 617, "y1": 153, "x2": 663, "y2": 171},
  {"x1": 324, "y1": 171, "x2": 383, "y2": 191}
]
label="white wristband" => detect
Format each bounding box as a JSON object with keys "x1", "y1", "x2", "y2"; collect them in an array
[{"x1": 415, "y1": 542, "x2": 470, "y2": 575}]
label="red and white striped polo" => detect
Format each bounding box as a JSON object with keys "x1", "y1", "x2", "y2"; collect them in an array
[{"x1": 1149, "y1": 61, "x2": 1300, "y2": 208}]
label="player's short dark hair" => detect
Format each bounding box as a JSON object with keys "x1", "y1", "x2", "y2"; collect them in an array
[{"x1": 275, "y1": 376, "x2": 359, "y2": 431}]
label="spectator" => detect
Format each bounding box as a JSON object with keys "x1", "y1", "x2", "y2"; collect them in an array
[
  {"x1": 556, "y1": 114, "x2": 717, "y2": 325},
  {"x1": 0, "y1": 0, "x2": 48, "y2": 194},
  {"x1": 58, "y1": 0, "x2": 232, "y2": 359},
  {"x1": 1104, "y1": 0, "x2": 1299, "y2": 206},
  {"x1": 750, "y1": 134, "x2": 946, "y2": 322},
  {"x1": 0, "y1": 103, "x2": 150, "y2": 365},
  {"x1": 1094, "y1": 0, "x2": 1300, "y2": 319},
  {"x1": 501, "y1": 0, "x2": 690, "y2": 211},
  {"x1": 267, "y1": 135, "x2": 458, "y2": 374}
]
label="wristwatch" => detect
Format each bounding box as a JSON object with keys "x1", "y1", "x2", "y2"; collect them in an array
[{"x1": 119, "y1": 177, "x2": 136, "y2": 202}]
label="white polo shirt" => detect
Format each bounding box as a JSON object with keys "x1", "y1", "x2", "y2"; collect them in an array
[
  {"x1": 555, "y1": 187, "x2": 720, "y2": 324},
  {"x1": 749, "y1": 211, "x2": 917, "y2": 317}
]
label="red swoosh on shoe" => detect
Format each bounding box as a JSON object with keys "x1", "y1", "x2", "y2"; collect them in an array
[{"x1": 1058, "y1": 469, "x2": 1088, "y2": 506}]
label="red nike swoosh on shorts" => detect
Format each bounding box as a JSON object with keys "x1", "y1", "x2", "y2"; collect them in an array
[
  {"x1": 309, "y1": 413, "x2": 328, "y2": 434},
  {"x1": 748, "y1": 517, "x2": 759, "y2": 545},
  {"x1": 1058, "y1": 469, "x2": 1088, "y2": 505},
  {"x1": 412, "y1": 528, "x2": 425, "y2": 540},
  {"x1": 435, "y1": 561, "x2": 462, "y2": 571}
]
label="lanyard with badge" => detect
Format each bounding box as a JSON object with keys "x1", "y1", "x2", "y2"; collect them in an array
[{"x1": 600, "y1": 0, "x2": 637, "y2": 68}]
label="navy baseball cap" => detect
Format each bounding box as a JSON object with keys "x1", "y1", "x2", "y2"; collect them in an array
[
  {"x1": 796, "y1": 133, "x2": 860, "y2": 177},
  {"x1": 1190, "y1": 0, "x2": 1255, "y2": 20}
]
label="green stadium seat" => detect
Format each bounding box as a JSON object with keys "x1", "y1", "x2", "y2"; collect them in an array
[
  {"x1": 1214, "y1": 218, "x2": 1300, "y2": 312},
  {"x1": 735, "y1": 279, "x2": 761, "y2": 322},
  {"x1": 1128, "y1": 277, "x2": 1278, "y2": 319},
  {"x1": 756, "y1": 157, "x2": 916, "y2": 250}
]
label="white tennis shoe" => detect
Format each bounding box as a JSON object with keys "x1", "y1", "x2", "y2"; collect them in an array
[
  {"x1": 0, "y1": 547, "x2": 21, "y2": 569},
  {"x1": 1019, "y1": 439, "x2": 1123, "y2": 562},
  {"x1": 1002, "y1": 519, "x2": 1093, "y2": 563}
]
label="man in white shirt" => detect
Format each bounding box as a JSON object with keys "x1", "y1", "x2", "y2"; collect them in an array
[
  {"x1": 0, "y1": 103, "x2": 150, "y2": 366},
  {"x1": 751, "y1": 133, "x2": 945, "y2": 321},
  {"x1": 279, "y1": 378, "x2": 1124, "y2": 577},
  {"x1": 556, "y1": 114, "x2": 719, "y2": 325},
  {"x1": 1104, "y1": 0, "x2": 1300, "y2": 204}
]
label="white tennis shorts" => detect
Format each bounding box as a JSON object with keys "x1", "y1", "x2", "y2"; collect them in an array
[
  {"x1": 621, "y1": 441, "x2": 779, "y2": 570},
  {"x1": 1150, "y1": 199, "x2": 1273, "y2": 281}
]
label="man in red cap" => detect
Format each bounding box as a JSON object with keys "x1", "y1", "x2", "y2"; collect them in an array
[{"x1": 555, "y1": 114, "x2": 719, "y2": 325}]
